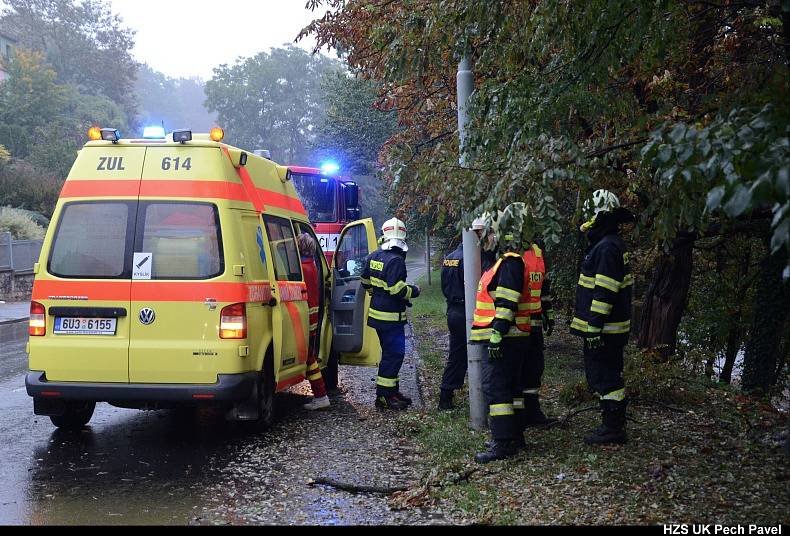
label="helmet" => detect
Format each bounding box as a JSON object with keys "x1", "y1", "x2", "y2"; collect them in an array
[
  {"x1": 581, "y1": 189, "x2": 621, "y2": 232},
  {"x1": 583, "y1": 189, "x2": 620, "y2": 218},
  {"x1": 381, "y1": 217, "x2": 408, "y2": 252},
  {"x1": 471, "y1": 213, "x2": 488, "y2": 231}
]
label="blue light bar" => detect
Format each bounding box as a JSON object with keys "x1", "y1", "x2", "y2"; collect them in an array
[
  {"x1": 320, "y1": 162, "x2": 340, "y2": 174},
  {"x1": 143, "y1": 126, "x2": 166, "y2": 139}
]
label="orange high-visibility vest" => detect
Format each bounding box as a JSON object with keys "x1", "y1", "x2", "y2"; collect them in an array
[
  {"x1": 470, "y1": 252, "x2": 530, "y2": 340},
  {"x1": 517, "y1": 243, "x2": 545, "y2": 328}
]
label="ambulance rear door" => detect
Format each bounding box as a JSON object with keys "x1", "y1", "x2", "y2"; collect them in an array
[{"x1": 330, "y1": 218, "x2": 381, "y2": 366}]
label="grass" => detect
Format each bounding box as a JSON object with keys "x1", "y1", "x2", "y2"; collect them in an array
[{"x1": 396, "y1": 271, "x2": 790, "y2": 525}]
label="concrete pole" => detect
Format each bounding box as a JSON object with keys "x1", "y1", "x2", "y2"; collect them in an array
[
  {"x1": 426, "y1": 231, "x2": 431, "y2": 286},
  {"x1": 457, "y1": 56, "x2": 487, "y2": 431}
]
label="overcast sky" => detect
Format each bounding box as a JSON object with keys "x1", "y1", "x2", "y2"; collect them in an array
[{"x1": 107, "y1": 0, "x2": 330, "y2": 80}]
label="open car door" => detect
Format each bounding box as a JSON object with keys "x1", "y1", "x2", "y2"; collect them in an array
[{"x1": 330, "y1": 218, "x2": 381, "y2": 366}]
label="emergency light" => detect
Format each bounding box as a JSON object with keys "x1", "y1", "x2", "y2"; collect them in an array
[
  {"x1": 87, "y1": 126, "x2": 102, "y2": 141},
  {"x1": 320, "y1": 162, "x2": 340, "y2": 174},
  {"x1": 172, "y1": 129, "x2": 192, "y2": 143},
  {"x1": 143, "y1": 126, "x2": 166, "y2": 139},
  {"x1": 100, "y1": 128, "x2": 121, "y2": 143}
]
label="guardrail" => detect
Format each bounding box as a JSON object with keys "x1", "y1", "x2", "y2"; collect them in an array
[{"x1": 0, "y1": 232, "x2": 42, "y2": 274}]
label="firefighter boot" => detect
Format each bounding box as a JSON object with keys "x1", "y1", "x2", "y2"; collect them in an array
[
  {"x1": 393, "y1": 383, "x2": 413, "y2": 406},
  {"x1": 375, "y1": 391, "x2": 409, "y2": 411},
  {"x1": 485, "y1": 434, "x2": 526, "y2": 451},
  {"x1": 474, "y1": 439, "x2": 520, "y2": 464},
  {"x1": 438, "y1": 389, "x2": 454, "y2": 410},
  {"x1": 584, "y1": 399, "x2": 628, "y2": 445},
  {"x1": 523, "y1": 394, "x2": 559, "y2": 428}
]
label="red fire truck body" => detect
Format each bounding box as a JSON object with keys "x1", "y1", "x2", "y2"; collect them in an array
[{"x1": 288, "y1": 166, "x2": 360, "y2": 263}]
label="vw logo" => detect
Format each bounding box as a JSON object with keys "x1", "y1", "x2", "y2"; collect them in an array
[{"x1": 138, "y1": 308, "x2": 156, "y2": 325}]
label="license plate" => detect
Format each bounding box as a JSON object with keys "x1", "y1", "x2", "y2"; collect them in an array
[{"x1": 54, "y1": 317, "x2": 117, "y2": 335}]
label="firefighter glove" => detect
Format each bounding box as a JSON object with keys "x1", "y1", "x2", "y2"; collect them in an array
[
  {"x1": 584, "y1": 335, "x2": 604, "y2": 351},
  {"x1": 488, "y1": 331, "x2": 503, "y2": 361}
]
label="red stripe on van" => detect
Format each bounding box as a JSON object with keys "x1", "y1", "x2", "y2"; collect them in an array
[
  {"x1": 32, "y1": 280, "x2": 273, "y2": 303},
  {"x1": 59, "y1": 179, "x2": 306, "y2": 215}
]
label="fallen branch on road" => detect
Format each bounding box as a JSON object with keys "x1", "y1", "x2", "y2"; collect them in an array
[
  {"x1": 308, "y1": 477, "x2": 408, "y2": 495},
  {"x1": 544, "y1": 405, "x2": 599, "y2": 429}
]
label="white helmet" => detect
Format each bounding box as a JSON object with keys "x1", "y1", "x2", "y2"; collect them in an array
[
  {"x1": 584, "y1": 189, "x2": 620, "y2": 217},
  {"x1": 471, "y1": 213, "x2": 488, "y2": 231},
  {"x1": 381, "y1": 217, "x2": 408, "y2": 252}
]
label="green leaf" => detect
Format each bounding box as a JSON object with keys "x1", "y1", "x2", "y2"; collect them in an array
[
  {"x1": 669, "y1": 123, "x2": 687, "y2": 144},
  {"x1": 657, "y1": 144, "x2": 672, "y2": 164},
  {"x1": 723, "y1": 185, "x2": 752, "y2": 217}
]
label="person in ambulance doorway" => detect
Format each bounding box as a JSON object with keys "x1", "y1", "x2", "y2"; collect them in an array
[
  {"x1": 570, "y1": 189, "x2": 635, "y2": 445},
  {"x1": 437, "y1": 215, "x2": 495, "y2": 411},
  {"x1": 469, "y1": 206, "x2": 532, "y2": 464},
  {"x1": 361, "y1": 217, "x2": 421, "y2": 410},
  {"x1": 297, "y1": 232, "x2": 330, "y2": 411}
]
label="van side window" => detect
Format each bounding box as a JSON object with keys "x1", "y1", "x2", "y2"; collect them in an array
[
  {"x1": 49, "y1": 202, "x2": 132, "y2": 279},
  {"x1": 138, "y1": 202, "x2": 223, "y2": 280},
  {"x1": 263, "y1": 216, "x2": 302, "y2": 281}
]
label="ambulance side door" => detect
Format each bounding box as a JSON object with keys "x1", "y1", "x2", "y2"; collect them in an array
[{"x1": 330, "y1": 218, "x2": 381, "y2": 366}]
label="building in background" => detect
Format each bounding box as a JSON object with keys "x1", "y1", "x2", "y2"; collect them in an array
[{"x1": 0, "y1": 26, "x2": 16, "y2": 82}]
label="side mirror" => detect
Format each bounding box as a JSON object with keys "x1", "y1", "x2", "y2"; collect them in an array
[{"x1": 343, "y1": 182, "x2": 359, "y2": 210}]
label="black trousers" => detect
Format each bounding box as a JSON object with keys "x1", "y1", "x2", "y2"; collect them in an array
[
  {"x1": 440, "y1": 303, "x2": 468, "y2": 392},
  {"x1": 481, "y1": 338, "x2": 523, "y2": 440},
  {"x1": 583, "y1": 341, "x2": 625, "y2": 396},
  {"x1": 517, "y1": 329, "x2": 545, "y2": 392}
]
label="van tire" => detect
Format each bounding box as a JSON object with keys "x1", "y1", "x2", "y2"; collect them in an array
[
  {"x1": 256, "y1": 351, "x2": 276, "y2": 429},
  {"x1": 323, "y1": 348, "x2": 339, "y2": 392},
  {"x1": 50, "y1": 401, "x2": 95, "y2": 429}
]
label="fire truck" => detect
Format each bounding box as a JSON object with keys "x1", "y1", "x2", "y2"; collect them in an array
[{"x1": 287, "y1": 163, "x2": 360, "y2": 263}]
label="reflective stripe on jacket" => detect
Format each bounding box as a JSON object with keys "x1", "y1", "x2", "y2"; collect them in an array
[{"x1": 518, "y1": 243, "x2": 545, "y2": 330}]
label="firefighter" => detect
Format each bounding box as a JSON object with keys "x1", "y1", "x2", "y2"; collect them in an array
[
  {"x1": 297, "y1": 233, "x2": 330, "y2": 411},
  {"x1": 438, "y1": 215, "x2": 497, "y2": 410},
  {"x1": 470, "y1": 206, "x2": 531, "y2": 464},
  {"x1": 438, "y1": 237, "x2": 466, "y2": 410},
  {"x1": 361, "y1": 218, "x2": 421, "y2": 410},
  {"x1": 514, "y1": 238, "x2": 558, "y2": 431},
  {"x1": 570, "y1": 189, "x2": 634, "y2": 445}
]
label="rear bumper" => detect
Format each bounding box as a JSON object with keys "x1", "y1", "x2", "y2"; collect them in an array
[{"x1": 25, "y1": 371, "x2": 257, "y2": 403}]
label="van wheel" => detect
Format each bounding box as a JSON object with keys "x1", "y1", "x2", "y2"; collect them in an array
[
  {"x1": 323, "y1": 348, "x2": 339, "y2": 392},
  {"x1": 50, "y1": 401, "x2": 95, "y2": 430},
  {"x1": 256, "y1": 353, "x2": 276, "y2": 429}
]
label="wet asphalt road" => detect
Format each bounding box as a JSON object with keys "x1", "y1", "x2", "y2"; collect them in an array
[{"x1": 0, "y1": 324, "x2": 442, "y2": 525}]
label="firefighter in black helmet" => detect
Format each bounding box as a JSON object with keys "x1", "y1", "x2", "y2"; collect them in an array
[{"x1": 570, "y1": 189, "x2": 635, "y2": 445}]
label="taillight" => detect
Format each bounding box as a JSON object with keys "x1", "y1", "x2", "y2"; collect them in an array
[
  {"x1": 29, "y1": 301, "x2": 46, "y2": 336},
  {"x1": 220, "y1": 303, "x2": 246, "y2": 339}
]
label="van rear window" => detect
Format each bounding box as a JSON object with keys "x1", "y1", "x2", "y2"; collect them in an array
[
  {"x1": 48, "y1": 201, "x2": 223, "y2": 280},
  {"x1": 49, "y1": 202, "x2": 131, "y2": 278},
  {"x1": 140, "y1": 203, "x2": 223, "y2": 279}
]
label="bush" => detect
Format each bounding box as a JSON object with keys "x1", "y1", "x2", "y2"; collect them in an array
[
  {"x1": 0, "y1": 160, "x2": 62, "y2": 217},
  {"x1": 0, "y1": 206, "x2": 46, "y2": 240}
]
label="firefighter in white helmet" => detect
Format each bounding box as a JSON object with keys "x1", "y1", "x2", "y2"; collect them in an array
[
  {"x1": 361, "y1": 217, "x2": 421, "y2": 410},
  {"x1": 571, "y1": 189, "x2": 635, "y2": 445}
]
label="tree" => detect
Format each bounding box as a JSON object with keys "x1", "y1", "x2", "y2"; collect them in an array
[
  {"x1": 1, "y1": 0, "x2": 138, "y2": 121},
  {"x1": 302, "y1": 0, "x2": 788, "y2": 389},
  {"x1": 135, "y1": 65, "x2": 217, "y2": 133},
  {"x1": 205, "y1": 45, "x2": 340, "y2": 163}
]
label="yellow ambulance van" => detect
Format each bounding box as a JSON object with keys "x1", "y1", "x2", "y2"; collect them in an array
[{"x1": 25, "y1": 127, "x2": 381, "y2": 429}]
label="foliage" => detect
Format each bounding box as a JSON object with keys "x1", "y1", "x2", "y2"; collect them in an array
[
  {"x1": 0, "y1": 48, "x2": 128, "y2": 179},
  {"x1": 135, "y1": 64, "x2": 217, "y2": 134},
  {"x1": 0, "y1": 159, "x2": 62, "y2": 217},
  {"x1": 641, "y1": 105, "x2": 790, "y2": 257},
  {"x1": 205, "y1": 45, "x2": 341, "y2": 163},
  {"x1": 1, "y1": 0, "x2": 138, "y2": 120},
  {"x1": 0, "y1": 205, "x2": 46, "y2": 240}
]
